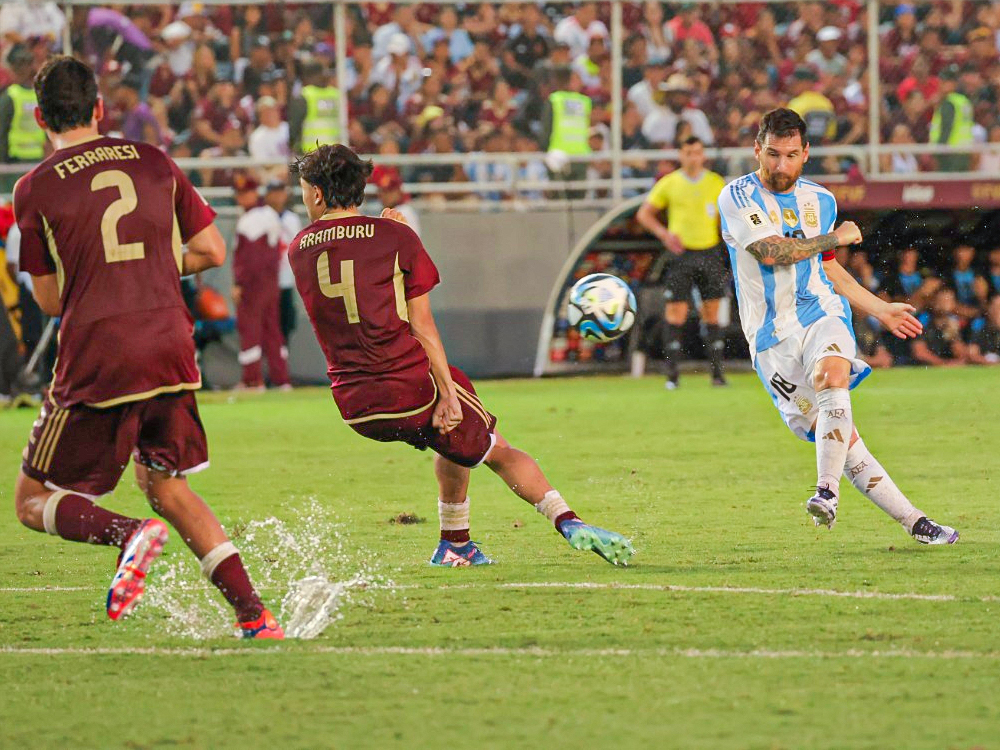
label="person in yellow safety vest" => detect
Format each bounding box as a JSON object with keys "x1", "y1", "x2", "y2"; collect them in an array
[
  {"x1": 541, "y1": 66, "x2": 592, "y2": 199},
  {"x1": 930, "y1": 65, "x2": 974, "y2": 172},
  {"x1": 288, "y1": 60, "x2": 341, "y2": 153},
  {"x1": 0, "y1": 45, "x2": 45, "y2": 192}
]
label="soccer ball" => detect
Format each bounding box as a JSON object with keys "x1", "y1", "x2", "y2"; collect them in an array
[{"x1": 567, "y1": 273, "x2": 637, "y2": 342}]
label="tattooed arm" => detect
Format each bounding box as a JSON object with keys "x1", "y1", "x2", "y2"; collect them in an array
[{"x1": 745, "y1": 221, "x2": 862, "y2": 266}]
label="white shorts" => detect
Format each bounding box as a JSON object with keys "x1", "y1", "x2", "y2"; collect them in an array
[{"x1": 752, "y1": 316, "x2": 872, "y2": 442}]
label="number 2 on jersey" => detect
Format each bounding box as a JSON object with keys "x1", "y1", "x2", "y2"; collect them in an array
[
  {"x1": 317, "y1": 253, "x2": 360, "y2": 323},
  {"x1": 90, "y1": 170, "x2": 145, "y2": 263}
]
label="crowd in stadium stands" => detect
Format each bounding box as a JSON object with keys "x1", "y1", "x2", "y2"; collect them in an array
[
  {"x1": 4, "y1": 0, "x2": 1000, "y2": 196},
  {"x1": 838, "y1": 245, "x2": 1000, "y2": 367}
]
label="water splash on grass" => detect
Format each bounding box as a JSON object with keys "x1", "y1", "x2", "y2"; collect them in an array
[{"x1": 142, "y1": 499, "x2": 392, "y2": 640}]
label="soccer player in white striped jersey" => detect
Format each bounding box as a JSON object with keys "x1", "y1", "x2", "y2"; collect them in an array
[{"x1": 718, "y1": 108, "x2": 958, "y2": 544}]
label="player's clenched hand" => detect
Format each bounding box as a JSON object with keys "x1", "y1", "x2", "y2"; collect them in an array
[
  {"x1": 878, "y1": 302, "x2": 923, "y2": 339},
  {"x1": 381, "y1": 207, "x2": 408, "y2": 225},
  {"x1": 833, "y1": 221, "x2": 862, "y2": 246},
  {"x1": 432, "y1": 394, "x2": 463, "y2": 434}
]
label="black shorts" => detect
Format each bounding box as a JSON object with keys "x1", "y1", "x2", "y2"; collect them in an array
[{"x1": 663, "y1": 245, "x2": 728, "y2": 303}]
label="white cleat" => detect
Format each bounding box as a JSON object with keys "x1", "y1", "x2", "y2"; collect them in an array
[
  {"x1": 911, "y1": 517, "x2": 959, "y2": 545},
  {"x1": 806, "y1": 487, "x2": 838, "y2": 529}
]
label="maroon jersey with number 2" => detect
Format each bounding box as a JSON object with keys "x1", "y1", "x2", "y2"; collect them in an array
[
  {"x1": 14, "y1": 135, "x2": 216, "y2": 408},
  {"x1": 289, "y1": 212, "x2": 441, "y2": 421}
]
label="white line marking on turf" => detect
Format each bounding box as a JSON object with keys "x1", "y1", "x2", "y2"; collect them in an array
[
  {"x1": 2, "y1": 645, "x2": 1000, "y2": 660},
  {"x1": 3, "y1": 581, "x2": 997, "y2": 603},
  {"x1": 428, "y1": 582, "x2": 999, "y2": 603}
]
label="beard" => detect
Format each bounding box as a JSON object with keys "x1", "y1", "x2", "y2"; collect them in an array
[{"x1": 762, "y1": 168, "x2": 799, "y2": 192}]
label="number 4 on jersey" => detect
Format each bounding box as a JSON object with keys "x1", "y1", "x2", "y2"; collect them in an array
[{"x1": 317, "y1": 253, "x2": 360, "y2": 323}]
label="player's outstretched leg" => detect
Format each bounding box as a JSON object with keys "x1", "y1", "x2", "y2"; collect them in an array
[
  {"x1": 13, "y1": 471, "x2": 168, "y2": 620},
  {"x1": 807, "y1": 358, "x2": 854, "y2": 528},
  {"x1": 843, "y1": 430, "x2": 958, "y2": 545},
  {"x1": 137, "y1": 466, "x2": 284, "y2": 638},
  {"x1": 483, "y1": 433, "x2": 634, "y2": 565},
  {"x1": 429, "y1": 455, "x2": 492, "y2": 567}
]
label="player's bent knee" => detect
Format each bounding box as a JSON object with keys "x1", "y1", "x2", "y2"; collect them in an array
[{"x1": 814, "y1": 359, "x2": 851, "y2": 391}]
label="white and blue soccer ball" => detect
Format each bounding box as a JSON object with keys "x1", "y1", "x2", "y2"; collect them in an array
[{"x1": 566, "y1": 273, "x2": 637, "y2": 342}]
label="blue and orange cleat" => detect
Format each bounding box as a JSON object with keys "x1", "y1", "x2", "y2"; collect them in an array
[
  {"x1": 429, "y1": 539, "x2": 493, "y2": 567},
  {"x1": 559, "y1": 520, "x2": 635, "y2": 566},
  {"x1": 239, "y1": 609, "x2": 285, "y2": 639},
  {"x1": 107, "y1": 519, "x2": 169, "y2": 621}
]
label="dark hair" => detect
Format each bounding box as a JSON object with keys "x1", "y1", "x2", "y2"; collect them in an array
[
  {"x1": 290, "y1": 144, "x2": 372, "y2": 209},
  {"x1": 756, "y1": 107, "x2": 808, "y2": 146},
  {"x1": 680, "y1": 135, "x2": 703, "y2": 148},
  {"x1": 34, "y1": 56, "x2": 99, "y2": 133}
]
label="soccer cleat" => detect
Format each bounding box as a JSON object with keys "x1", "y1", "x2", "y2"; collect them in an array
[
  {"x1": 106, "y1": 519, "x2": 169, "y2": 621},
  {"x1": 911, "y1": 517, "x2": 959, "y2": 545},
  {"x1": 806, "y1": 486, "x2": 839, "y2": 529},
  {"x1": 429, "y1": 539, "x2": 493, "y2": 567},
  {"x1": 239, "y1": 609, "x2": 285, "y2": 639},
  {"x1": 559, "y1": 520, "x2": 635, "y2": 566},
  {"x1": 711, "y1": 373, "x2": 728, "y2": 387}
]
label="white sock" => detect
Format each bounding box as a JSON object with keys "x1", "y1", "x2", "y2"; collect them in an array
[
  {"x1": 535, "y1": 490, "x2": 572, "y2": 525},
  {"x1": 843, "y1": 437, "x2": 924, "y2": 533},
  {"x1": 815, "y1": 388, "x2": 852, "y2": 496},
  {"x1": 438, "y1": 498, "x2": 470, "y2": 532},
  {"x1": 199, "y1": 541, "x2": 238, "y2": 579}
]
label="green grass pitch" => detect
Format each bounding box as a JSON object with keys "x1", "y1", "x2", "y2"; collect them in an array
[{"x1": 1, "y1": 367, "x2": 998, "y2": 749}]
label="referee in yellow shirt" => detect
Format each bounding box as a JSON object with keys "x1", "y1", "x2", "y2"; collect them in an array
[{"x1": 636, "y1": 136, "x2": 728, "y2": 388}]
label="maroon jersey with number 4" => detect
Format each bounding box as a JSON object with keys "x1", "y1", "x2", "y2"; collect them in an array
[
  {"x1": 14, "y1": 135, "x2": 216, "y2": 408},
  {"x1": 289, "y1": 213, "x2": 440, "y2": 420}
]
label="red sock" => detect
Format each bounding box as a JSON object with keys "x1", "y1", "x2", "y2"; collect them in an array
[
  {"x1": 53, "y1": 494, "x2": 143, "y2": 549},
  {"x1": 555, "y1": 511, "x2": 580, "y2": 533},
  {"x1": 441, "y1": 529, "x2": 471, "y2": 544},
  {"x1": 210, "y1": 554, "x2": 264, "y2": 622}
]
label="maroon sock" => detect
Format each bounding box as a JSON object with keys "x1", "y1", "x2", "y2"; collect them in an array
[
  {"x1": 54, "y1": 494, "x2": 143, "y2": 549},
  {"x1": 210, "y1": 554, "x2": 264, "y2": 622},
  {"x1": 441, "y1": 529, "x2": 471, "y2": 545},
  {"x1": 555, "y1": 511, "x2": 581, "y2": 534}
]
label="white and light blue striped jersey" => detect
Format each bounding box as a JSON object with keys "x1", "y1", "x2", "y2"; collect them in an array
[{"x1": 718, "y1": 172, "x2": 849, "y2": 358}]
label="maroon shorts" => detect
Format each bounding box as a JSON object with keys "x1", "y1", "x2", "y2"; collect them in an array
[
  {"x1": 345, "y1": 366, "x2": 497, "y2": 468},
  {"x1": 21, "y1": 391, "x2": 209, "y2": 498}
]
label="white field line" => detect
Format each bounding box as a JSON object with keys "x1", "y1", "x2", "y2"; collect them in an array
[
  {"x1": 2, "y1": 581, "x2": 996, "y2": 603},
  {"x1": 2, "y1": 645, "x2": 1000, "y2": 660}
]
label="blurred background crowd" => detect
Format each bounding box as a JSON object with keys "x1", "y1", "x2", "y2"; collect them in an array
[{"x1": 4, "y1": 0, "x2": 1000, "y2": 197}]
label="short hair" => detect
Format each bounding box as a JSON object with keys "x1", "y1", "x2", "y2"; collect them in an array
[
  {"x1": 680, "y1": 135, "x2": 703, "y2": 148},
  {"x1": 290, "y1": 144, "x2": 372, "y2": 210},
  {"x1": 34, "y1": 56, "x2": 99, "y2": 134},
  {"x1": 756, "y1": 107, "x2": 808, "y2": 146}
]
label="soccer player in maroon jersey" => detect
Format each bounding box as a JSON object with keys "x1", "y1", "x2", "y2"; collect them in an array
[
  {"x1": 11, "y1": 56, "x2": 282, "y2": 637},
  {"x1": 288, "y1": 145, "x2": 634, "y2": 566}
]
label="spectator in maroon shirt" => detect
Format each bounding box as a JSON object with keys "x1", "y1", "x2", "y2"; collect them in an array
[
  {"x1": 480, "y1": 78, "x2": 518, "y2": 132},
  {"x1": 462, "y1": 36, "x2": 500, "y2": 103},
  {"x1": 882, "y1": 4, "x2": 920, "y2": 60},
  {"x1": 191, "y1": 79, "x2": 248, "y2": 154}
]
